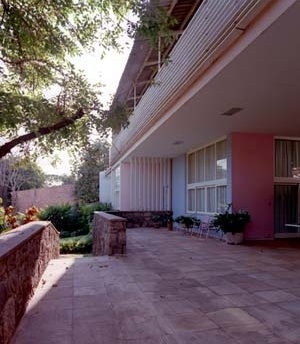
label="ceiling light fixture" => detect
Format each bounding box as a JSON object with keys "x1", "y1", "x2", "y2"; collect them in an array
[
  {"x1": 172, "y1": 140, "x2": 184, "y2": 146},
  {"x1": 220, "y1": 107, "x2": 243, "y2": 116}
]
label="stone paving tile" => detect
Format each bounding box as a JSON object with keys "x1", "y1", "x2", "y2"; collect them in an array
[
  {"x1": 12, "y1": 228, "x2": 300, "y2": 344},
  {"x1": 223, "y1": 324, "x2": 292, "y2": 344},
  {"x1": 223, "y1": 292, "x2": 268, "y2": 307},
  {"x1": 206, "y1": 307, "x2": 260, "y2": 328},
  {"x1": 174, "y1": 328, "x2": 236, "y2": 344},
  {"x1": 253, "y1": 290, "x2": 300, "y2": 303},
  {"x1": 244, "y1": 303, "x2": 300, "y2": 331},
  {"x1": 167, "y1": 313, "x2": 218, "y2": 332},
  {"x1": 276, "y1": 300, "x2": 300, "y2": 315}
]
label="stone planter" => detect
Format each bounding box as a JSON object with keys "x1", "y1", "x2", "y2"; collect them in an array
[{"x1": 225, "y1": 232, "x2": 244, "y2": 244}]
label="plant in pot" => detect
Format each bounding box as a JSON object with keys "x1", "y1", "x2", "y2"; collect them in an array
[
  {"x1": 212, "y1": 204, "x2": 250, "y2": 244},
  {"x1": 174, "y1": 215, "x2": 195, "y2": 233},
  {"x1": 166, "y1": 214, "x2": 174, "y2": 231}
]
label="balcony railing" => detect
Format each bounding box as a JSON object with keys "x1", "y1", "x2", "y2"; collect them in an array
[{"x1": 110, "y1": 0, "x2": 271, "y2": 164}]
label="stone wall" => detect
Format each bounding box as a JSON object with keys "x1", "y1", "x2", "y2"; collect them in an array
[
  {"x1": 109, "y1": 211, "x2": 172, "y2": 228},
  {"x1": 0, "y1": 222, "x2": 60, "y2": 344},
  {"x1": 13, "y1": 184, "x2": 76, "y2": 212},
  {"x1": 93, "y1": 212, "x2": 126, "y2": 256}
]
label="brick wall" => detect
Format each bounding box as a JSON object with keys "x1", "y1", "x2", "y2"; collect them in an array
[
  {"x1": 0, "y1": 222, "x2": 60, "y2": 344},
  {"x1": 14, "y1": 184, "x2": 76, "y2": 212}
]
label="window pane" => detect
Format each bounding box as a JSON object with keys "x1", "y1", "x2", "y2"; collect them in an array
[
  {"x1": 292, "y1": 141, "x2": 300, "y2": 179},
  {"x1": 188, "y1": 153, "x2": 196, "y2": 183},
  {"x1": 217, "y1": 186, "x2": 227, "y2": 213},
  {"x1": 196, "y1": 149, "x2": 205, "y2": 182},
  {"x1": 188, "y1": 189, "x2": 195, "y2": 212},
  {"x1": 207, "y1": 187, "x2": 216, "y2": 213},
  {"x1": 216, "y1": 140, "x2": 227, "y2": 179},
  {"x1": 196, "y1": 188, "x2": 205, "y2": 212},
  {"x1": 275, "y1": 140, "x2": 293, "y2": 177},
  {"x1": 205, "y1": 145, "x2": 215, "y2": 181}
]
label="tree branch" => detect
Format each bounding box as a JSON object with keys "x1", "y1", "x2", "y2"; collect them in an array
[{"x1": 0, "y1": 108, "x2": 84, "y2": 158}]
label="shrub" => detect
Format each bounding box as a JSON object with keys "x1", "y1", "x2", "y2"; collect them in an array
[
  {"x1": 60, "y1": 234, "x2": 92, "y2": 254},
  {"x1": 39, "y1": 202, "x2": 112, "y2": 238},
  {"x1": 39, "y1": 203, "x2": 81, "y2": 236}
]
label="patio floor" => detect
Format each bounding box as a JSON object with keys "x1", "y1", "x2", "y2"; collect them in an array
[{"x1": 12, "y1": 228, "x2": 300, "y2": 344}]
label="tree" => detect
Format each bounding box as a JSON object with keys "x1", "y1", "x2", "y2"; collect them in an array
[
  {"x1": 0, "y1": 156, "x2": 46, "y2": 205},
  {"x1": 0, "y1": 1, "x2": 175, "y2": 158},
  {"x1": 45, "y1": 174, "x2": 75, "y2": 187},
  {"x1": 73, "y1": 140, "x2": 109, "y2": 203}
]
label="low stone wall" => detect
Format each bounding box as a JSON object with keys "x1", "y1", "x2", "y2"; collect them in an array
[
  {"x1": 109, "y1": 211, "x2": 172, "y2": 228},
  {"x1": 93, "y1": 212, "x2": 126, "y2": 256},
  {"x1": 0, "y1": 222, "x2": 60, "y2": 344}
]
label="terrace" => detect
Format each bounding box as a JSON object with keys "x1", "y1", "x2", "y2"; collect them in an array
[{"x1": 11, "y1": 227, "x2": 300, "y2": 344}]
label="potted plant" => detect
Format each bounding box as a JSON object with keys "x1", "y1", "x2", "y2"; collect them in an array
[
  {"x1": 212, "y1": 204, "x2": 250, "y2": 244},
  {"x1": 174, "y1": 215, "x2": 195, "y2": 232},
  {"x1": 166, "y1": 215, "x2": 174, "y2": 231}
]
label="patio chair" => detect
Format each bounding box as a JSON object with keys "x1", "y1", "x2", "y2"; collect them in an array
[
  {"x1": 199, "y1": 221, "x2": 211, "y2": 239},
  {"x1": 190, "y1": 218, "x2": 201, "y2": 237}
]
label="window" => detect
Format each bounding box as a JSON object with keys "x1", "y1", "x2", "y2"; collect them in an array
[
  {"x1": 188, "y1": 152, "x2": 196, "y2": 183},
  {"x1": 207, "y1": 187, "x2": 216, "y2": 213},
  {"x1": 196, "y1": 188, "x2": 205, "y2": 212},
  {"x1": 188, "y1": 189, "x2": 196, "y2": 212},
  {"x1": 217, "y1": 185, "x2": 227, "y2": 212},
  {"x1": 275, "y1": 139, "x2": 300, "y2": 179},
  {"x1": 216, "y1": 140, "x2": 227, "y2": 179},
  {"x1": 187, "y1": 139, "x2": 227, "y2": 214}
]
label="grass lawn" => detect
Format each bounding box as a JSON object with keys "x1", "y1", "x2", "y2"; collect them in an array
[{"x1": 60, "y1": 233, "x2": 92, "y2": 254}]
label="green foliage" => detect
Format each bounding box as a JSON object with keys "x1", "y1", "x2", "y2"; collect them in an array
[
  {"x1": 174, "y1": 215, "x2": 196, "y2": 229},
  {"x1": 0, "y1": 156, "x2": 46, "y2": 204},
  {"x1": 212, "y1": 204, "x2": 251, "y2": 234},
  {"x1": 0, "y1": 198, "x2": 7, "y2": 233},
  {"x1": 38, "y1": 202, "x2": 112, "y2": 238},
  {"x1": 60, "y1": 234, "x2": 92, "y2": 254},
  {"x1": 0, "y1": 0, "x2": 175, "y2": 158},
  {"x1": 38, "y1": 203, "x2": 81, "y2": 237},
  {"x1": 79, "y1": 202, "x2": 112, "y2": 224},
  {"x1": 73, "y1": 140, "x2": 109, "y2": 203},
  {"x1": 13, "y1": 158, "x2": 46, "y2": 190}
]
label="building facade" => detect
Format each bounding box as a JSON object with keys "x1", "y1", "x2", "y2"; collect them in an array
[{"x1": 100, "y1": 0, "x2": 300, "y2": 240}]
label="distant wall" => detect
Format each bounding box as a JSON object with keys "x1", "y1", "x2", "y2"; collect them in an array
[{"x1": 14, "y1": 184, "x2": 76, "y2": 212}]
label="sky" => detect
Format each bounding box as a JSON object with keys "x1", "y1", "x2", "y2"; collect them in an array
[{"x1": 37, "y1": 41, "x2": 133, "y2": 176}]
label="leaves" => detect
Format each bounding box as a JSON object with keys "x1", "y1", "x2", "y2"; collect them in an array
[
  {"x1": 73, "y1": 140, "x2": 110, "y2": 203},
  {"x1": 0, "y1": 0, "x2": 175, "y2": 158}
]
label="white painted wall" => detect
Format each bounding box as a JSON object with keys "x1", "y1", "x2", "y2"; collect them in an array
[
  {"x1": 172, "y1": 154, "x2": 186, "y2": 218},
  {"x1": 120, "y1": 162, "x2": 131, "y2": 210},
  {"x1": 99, "y1": 171, "x2": 112, "y2": 204},
  {"x1": 129, "y1": 157, "x2": 171, "y2": 211}
]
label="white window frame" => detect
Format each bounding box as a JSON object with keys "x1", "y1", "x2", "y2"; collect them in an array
[{"x1": 186, "y1": 138, "x2": 227, "y2": 215}]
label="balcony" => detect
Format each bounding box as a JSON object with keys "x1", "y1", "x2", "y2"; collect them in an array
[{"x1": 110, "y1": 0, "x2": 271, "y2": 164}]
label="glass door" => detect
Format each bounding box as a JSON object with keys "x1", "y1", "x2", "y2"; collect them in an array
[{"x1": 274, "y1": 184, "x2": 299, "y2": 237}]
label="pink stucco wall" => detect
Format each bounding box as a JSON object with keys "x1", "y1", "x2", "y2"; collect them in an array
[
  {"x1": 231, "y1": 133, "x2": 274, "y2": 240},
  {"x1": 120, "y1": 162, "x2": 131, "y2": 210},
  {"x1": 14, "y1": 184, "x2": 76, "y2": 213}
]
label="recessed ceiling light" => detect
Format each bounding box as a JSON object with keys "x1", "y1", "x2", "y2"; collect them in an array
[
  {"x1": 220, "y1": 107, "x2": 243, "y2": 116},
  {"x1": 173, "y1": 140, "x2": 184, "y2": 146}
]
